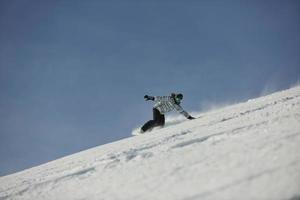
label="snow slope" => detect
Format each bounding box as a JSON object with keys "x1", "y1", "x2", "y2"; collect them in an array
[{"x1": 1, "y1": 86, "x2": 300, "y2": 200}]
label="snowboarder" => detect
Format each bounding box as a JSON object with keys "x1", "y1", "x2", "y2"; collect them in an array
[{"x1": 141, "y1": 93, "x2": 195, "y2": 133}]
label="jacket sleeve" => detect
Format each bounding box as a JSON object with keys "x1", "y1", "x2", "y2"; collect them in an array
[
  {"x1": 174, "y1": 104, "x2": 190, "y2": 118},
  {"x1": 154, "y1": 96, "x2": 171, "y2": 102}
]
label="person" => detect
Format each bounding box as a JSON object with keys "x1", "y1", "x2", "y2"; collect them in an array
[{"x1": 141, "y1": 93, "x2": 195, "y2": 133}]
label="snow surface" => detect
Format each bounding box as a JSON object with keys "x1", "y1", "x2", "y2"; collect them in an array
[{"x1": 1, "y1": 86, "x2": 300, "y2": 200}]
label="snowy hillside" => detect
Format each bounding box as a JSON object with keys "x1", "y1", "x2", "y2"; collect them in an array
[{"x1": 1, "y1": 86, "x2": 300, "y2": 200}]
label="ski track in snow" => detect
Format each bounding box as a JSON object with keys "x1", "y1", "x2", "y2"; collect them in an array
[{"x1": 1, "y1": 86, "x2": 300, "y2": 200}]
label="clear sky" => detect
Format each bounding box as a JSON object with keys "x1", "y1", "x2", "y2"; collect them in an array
[{"x1": 0, "y1": 0, "x2": 299, "y2": 176}]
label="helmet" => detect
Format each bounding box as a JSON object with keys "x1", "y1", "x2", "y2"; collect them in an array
[
  {"x1": 175, "y1": 93, "x2": 183, "y2": 103},
  {"x1": 176, "y1": 93, "x2": 183, "y2": 100}
]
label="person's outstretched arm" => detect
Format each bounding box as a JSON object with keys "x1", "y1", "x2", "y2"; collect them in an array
[
  {"x1": 144, "y1": 95, "x2": 171, "y2": 102},
  {"x1": 174, "y1": 104, "x2": 195, "y2": 119}
]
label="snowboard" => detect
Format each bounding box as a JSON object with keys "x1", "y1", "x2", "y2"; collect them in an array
[{"x1": 131, "y1": 126, "x2": 163, "y2": 136}]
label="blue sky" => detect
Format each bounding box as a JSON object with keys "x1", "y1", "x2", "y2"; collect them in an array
[{"x1": 0, "y1": 0, "x2": 299, "y2": 176}]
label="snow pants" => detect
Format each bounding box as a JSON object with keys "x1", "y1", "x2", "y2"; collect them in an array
[{"x1": 141, "y1": 108, "x2": 165, "y2": 132}]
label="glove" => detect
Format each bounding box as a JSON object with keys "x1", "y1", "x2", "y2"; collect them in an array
[
  {"x1": 187, "y1": 116, "x2": 195, "y2": 120},
  {"x1": 144, "y1": 95, "x2": 154, "y2": 101}
]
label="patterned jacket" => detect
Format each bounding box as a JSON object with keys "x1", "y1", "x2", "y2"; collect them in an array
[{"x1": 152, "y1": 96, "x2": 190, "y2": 118}]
